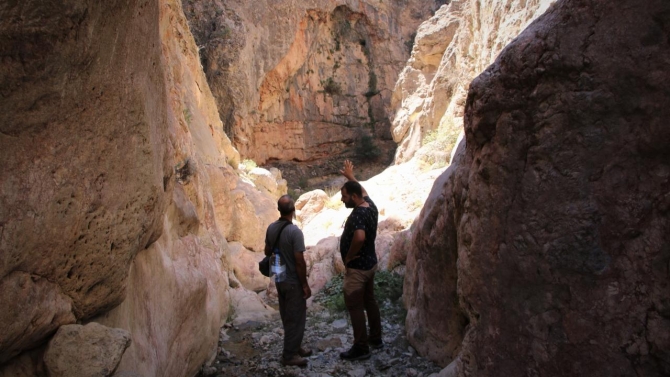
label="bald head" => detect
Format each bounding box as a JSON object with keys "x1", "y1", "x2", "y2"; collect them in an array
[{"x1": 278, "y1": 195, "x2": 295, "y2": 216}]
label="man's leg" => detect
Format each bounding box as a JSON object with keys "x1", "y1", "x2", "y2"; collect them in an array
[
  {"x1": 279, "y1": 282, "x2": 306, "y2": 360},
  {"x1": 277, "y1": 282, "x2": 287, "y2": 328},
  {"x1": 363, "y1": 266, "x2": 382, "y2": 344},
  {"x1": 343, "y1": 268, "x2": 369, "y2": 351}
]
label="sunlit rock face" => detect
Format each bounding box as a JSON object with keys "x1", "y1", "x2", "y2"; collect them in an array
[
  {"x1": 0, "y1": 0, "x2": 172, "y2": 364},
  {"x1": 183, "y1": 0, "x2": 447, "y2": 168},
  {"x1": 404, "y1": 0, "x2": 670, "y2": 375},
  {"x1": 391, "y1": 0, "x2": 556, "y2": 164},
  {"x1": 0, "y1": 0, "x2": 276, "y2": 375}
]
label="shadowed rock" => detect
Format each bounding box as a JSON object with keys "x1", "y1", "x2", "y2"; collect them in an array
[{"x1": 405, "y1": 0, "x2": 670, "y2": 375}]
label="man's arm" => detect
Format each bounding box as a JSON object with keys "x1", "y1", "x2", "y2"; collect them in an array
[
  {"x1": 345, "y1": 229, "x2": 365, "y2": 265},
  {"x1": 294, "y1": 252, "x2": 311, "y2": 299},
  {"x1": 264, "y1": 243, "x2": 272, "y2": 256},
  {"x1": 340, "y1": 160, "x2": 368, "y2": 197}
]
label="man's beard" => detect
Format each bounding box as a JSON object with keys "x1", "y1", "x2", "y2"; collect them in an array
[{"x1": 344, "y1": 199, "x2": 355, "y2": 208}]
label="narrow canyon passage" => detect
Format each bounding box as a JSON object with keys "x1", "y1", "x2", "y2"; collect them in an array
[{"x1": 2, "y1": 0, "x2": 668, "y2": 376}]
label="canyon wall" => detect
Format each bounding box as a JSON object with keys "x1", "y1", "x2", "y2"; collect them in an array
[
  {"x1": 0, "y1": 0, "x2": 277, "y2": 375},
  {"x1": 182, "y1": 0, "x2": 447, "y2": 173},
  {"x1": 392, "y1": 0, "x2": 555, "y2": 164},
  {"x1": 404, "y1": 0, "x2": 670, "y2": 376}
]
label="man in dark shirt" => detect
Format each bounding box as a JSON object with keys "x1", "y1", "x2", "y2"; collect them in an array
[
  {"x1": 338, "y1": 160, "x2": 382, "y2": 361},
  {"x1": 264, "y1": 195, "x2": 312, "y2": 366}
]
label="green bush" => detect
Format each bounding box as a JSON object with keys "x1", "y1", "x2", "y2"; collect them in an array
[
  {"x1": 314, "y1": 271, "x2": 404, "y2": 314},
  {"x1": 355, "y1": 134, "x2": 381, "y2": 162},
  {"x1": 241, "y1": 159, "x2": 257, "y2": 171},
  {"x1": 320, "y1": 77, "x2": 341, "y2": 95}
]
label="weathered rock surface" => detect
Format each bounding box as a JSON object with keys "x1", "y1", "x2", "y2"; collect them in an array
[
  {"x1": 246, "y1": 167, "x2": 287, "y2": 200},
  {"x1": 0, "y1": 0, "x2": 171, "y2": 361},
  {"x1": 228, "y1": 242, "x2": 271, "y2": 292},
  {"x1": 405, "y1": 1, "x2": 670, "y2": 376},
  {"x1": 296, "y1": 189, "x2": 330, "y2": 226},
  {"x1": 392, "y1": 0, "x2": 556, "y2": 163},
  {"x1": 0, "y1": 0, "x2": 277, "y2": 374},
  {"x1": 44, "y1": 322, "x2": 130, "y2": 377},
  {"x1": 0, "y1": 272, "x2": 76, "y2": 363},
  {"x1": 92, "y1": 1, "x2": 252, "y2": 376},
  {"x1": 183, "y1": 0, "x2": 447, "y2": 169}
]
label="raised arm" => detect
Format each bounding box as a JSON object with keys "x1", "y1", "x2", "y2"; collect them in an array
[{"x1": 339, "y1": 160, "x2": 368, "y2": 197}]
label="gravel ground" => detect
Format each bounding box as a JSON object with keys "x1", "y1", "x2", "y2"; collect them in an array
[{"x1": 199, "y1": 301, "x2": 443, "y2": 377}]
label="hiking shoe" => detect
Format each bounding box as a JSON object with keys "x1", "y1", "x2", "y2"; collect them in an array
[
  {"x1": 298, "y1": 347, "x2": 313, "y2": 357},
  {"x1": 281, "y1": 355, "x2": 308, "y2": 367},
  {"x1": 339, "y1": 346, "x2": 371, "y2": 361},
  {"x1": 369, "y1": 339, "x2": 384, "y2": 349}
]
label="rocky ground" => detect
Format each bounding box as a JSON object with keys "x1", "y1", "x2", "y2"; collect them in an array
[{"x1": 199, "y1": 292, "x2": 443, "y2": 377}]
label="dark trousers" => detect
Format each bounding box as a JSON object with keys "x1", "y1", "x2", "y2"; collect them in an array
[
  {"x1": 343, "y1": 265, "x2": 382, "y2": 351},
  {"x1": 276, "y1": 281, "x2": 306, "y2": 360}
]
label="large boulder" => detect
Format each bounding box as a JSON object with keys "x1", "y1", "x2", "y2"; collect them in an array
[
  {"x1": 44, "y1": 323, "x2": 130, "y2": 377},
  {"x1": 228, "y1": 242, "x2": 271, "y2": 292},
  {"x1": 0, "y1": 0, "x2": 171, "y2": 360},
  {"x1": 405, "y1": 0, "x2": 670, "y2": 376},
  {"x1": 296, "y1": 190, "x2": 330, "y2": 226}
]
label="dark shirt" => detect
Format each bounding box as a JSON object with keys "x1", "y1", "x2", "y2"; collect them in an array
[
  {"x1": 265, "y1": 219, "x2": 306, "y2": 284},
  {"x1": 339, "y1": 196, "x2": 378, "y2": 270}
]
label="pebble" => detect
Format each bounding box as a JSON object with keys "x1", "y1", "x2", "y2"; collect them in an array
[
  {"x1": 331, "y1": 319, "x2": 348, "y2": 331},
  {"x1": 198, "y1": 303, "x2": 442, "y2": 376}
]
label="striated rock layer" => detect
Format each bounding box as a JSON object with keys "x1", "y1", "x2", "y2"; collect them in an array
[
  {"x1": 391, "y1": 0, "x2": 555, "y2": 164},
  {"x1": 1, "y1": 0, "x2": 277, "y2": 375},
  {"x1": 404, "y1": 0, "x2": 670, "y2": 375},
  {"x1": 183, "y1": 0, "x2": 447, "y2": 167}
]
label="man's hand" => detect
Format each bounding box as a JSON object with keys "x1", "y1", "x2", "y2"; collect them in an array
[
  {"x1": 340, "y1": 159, "x2": 356, "y2": 181},
  {"x1": 302, "y1": 284, "x2": 312, "y2": 300}
]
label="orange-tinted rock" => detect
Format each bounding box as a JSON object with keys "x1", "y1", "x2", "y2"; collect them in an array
[{"x1": 183, "y1": 0, "x2": 444, "y2": 167}]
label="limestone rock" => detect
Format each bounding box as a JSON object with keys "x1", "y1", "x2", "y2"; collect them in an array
[
  {"x1": 387, "y1": 229, "x2": 412, "y2": 270},
  {"x1": 183, "y1": 0, "x2": 444, "y2": 170},
  {"x1": 0, "y1": 0, "x2": 275, "y2": 374},
  {"x1": 296, "y1": 190, "x2": 330, "y2": 226},
  {"x1": 392, "y1": 0, "x2": 556, "y2": 163},
  {"x1": 229, "y1": 287, "x2": 277, "y2": 326},
  {"x1": 0, "y1": 272, "x2": 76, "y2": 363},
  {"x1": 44, "y1": 322, "x2": 130, "y2": 377},
  {"x1": 0, "y1": 0, "x2": 171, "y2": 357},
  {"x1": 374, "y1": 233, "x2": 395, "y2": 271},
  {"x1": 228, "y1": 242, "x2": 271, "y2": 292},
  {"x1": 248, "y1": 167, "x2": 286, "y2": 200},
  {"x1": 404, "y1": 0, "x2": 670, "y2": 375}
]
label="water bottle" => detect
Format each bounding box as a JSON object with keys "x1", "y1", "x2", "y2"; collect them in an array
[{"x1": 271, "y1": 251, "x2": 286, "y2": 282}]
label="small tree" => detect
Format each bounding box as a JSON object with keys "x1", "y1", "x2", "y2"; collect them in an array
[{"x1": 355, "y1": 134, "x2": 381, "y2": 162}]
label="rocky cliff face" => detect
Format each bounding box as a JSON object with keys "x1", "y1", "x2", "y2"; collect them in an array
[
  {"x1": 182, "y1": 0, "x2": 446, "y2": 171},
  {"x1": 0, "y1": 0, "x2": 277, "y2": 375},
  {"x1": 391, "y1": 0, "x2": 555, "y2": 164},
  {"x1": 0, "y1": 0, "x2": 171, "y2": 365},
  {"x1": 404, "y1": 0, "x2": 670, "y2": 375}
]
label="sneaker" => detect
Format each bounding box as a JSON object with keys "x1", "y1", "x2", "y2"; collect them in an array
[
  {"x1": 339, "y1": 346, "x2": 371, "y2": 361},
  {"x1": 369, "y1": 339, "x2": 384, "y2": 349},
  {"x1": 281, "y1": 355, "x2": 308, "y2": 367},
  {"x1": 298, "y1": 347, "x2": 313, "y2": 357}
]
